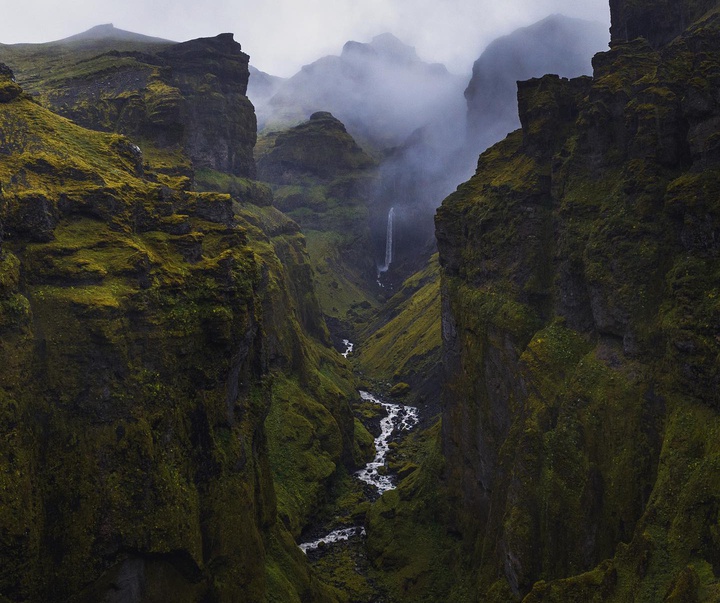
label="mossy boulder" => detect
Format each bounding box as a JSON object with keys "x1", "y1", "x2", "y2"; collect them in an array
[{"x1": 0, "y1": 64, "x2": 22, "y2": 102}]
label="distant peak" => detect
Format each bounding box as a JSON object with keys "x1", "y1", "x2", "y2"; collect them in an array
[
  {"x1": 56, "y1": 24, "x2": 173, "y2": 44},
  {"x1": 342, "y1": 32, "x2": 419, "y2": 63},
  {"x1": 87, "y1": 23, "x2": 116, "y2": 34},
  {"x1": 310, "y1": 111, "x2": 336, "y2": 121},
  {"x1": 371, "y1": 32, "x2": 406, "y2": 48}
]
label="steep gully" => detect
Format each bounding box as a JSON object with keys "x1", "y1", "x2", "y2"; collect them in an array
[{"x1": 299, "y1": 340, "x2": 419, "y2": 554}]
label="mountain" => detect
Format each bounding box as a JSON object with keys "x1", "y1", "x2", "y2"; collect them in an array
[
  {"x1": 256, "y1": 111, "x2": 380, "y2": 331},
  {"x1": 53, "y1": 23, "x2": 173, "y2": 45},
  {"x1": 0, "y1": 30, "x2": 257, "y2": 179},
  {"x1": 465, "y1": 14, "x2": 609, "y2": 160},
  {"x1": 247, "y1": 64, "x2": 285, "y2": 112},
  {"x1": 369, "y1": 0, "x2": 720, "y2": 600},
  {"x1": 0, "y1": 39, "x2": 365, "y2": 602},
  {"x1": 2, "y1": 5, "x2": 720, "y2": 601},
  {"x1": 257, "y1": 32, "x2": 466, "y2": 150}
]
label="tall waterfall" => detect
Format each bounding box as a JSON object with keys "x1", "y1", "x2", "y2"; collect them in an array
[{"x1": 379, "y1": 207, "x2": 394, "y2": 273}]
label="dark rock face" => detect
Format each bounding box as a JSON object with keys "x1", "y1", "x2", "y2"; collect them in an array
[
  {"x1": 0, "y1": 63, "x2": 22, "y2": 102},
  {"x1": 465, "y1": 15, "x2": 609, "y2": 161},
  {"x1": 159, "y1": 34, "x2": 257, "y2": 177},
  {"x1": 435, "y1": 4, "x2": 720, "y2": 600},
  {"x1": 609, "y1": 0, "x2": 719, "y2": 47},
  {"x1": 0, "y1": 33, "x2": 257, "y2": 178}
]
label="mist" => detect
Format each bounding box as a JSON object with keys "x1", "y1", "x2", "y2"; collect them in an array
[
  {"x1": 1, "y1": 0, "x2": 609, "y2": 77},
  {"x1": 246, "y1": 14, "x2": 610, "y2": 280},
  {"x1": 0, "y1": 0, "x2": 610, "y2": 282}
]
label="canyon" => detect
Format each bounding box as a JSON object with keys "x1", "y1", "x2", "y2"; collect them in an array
[{"x1": 0, "y1": 0, "x2": 719, "y2": 601}]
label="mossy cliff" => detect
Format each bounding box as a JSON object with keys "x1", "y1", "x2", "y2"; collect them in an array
[
  {"x1": 0, "y1": 30, "x2": 257, "y2": 179},
  {"x1": 257, "y1": 112, "x2": 380, "y2": 330},
  {"x1": 432, "y1": 2, "x2": 720, "y2": 601},
  {"x1": 0, "y1": 66, "x2": 354, "y2": 602}
]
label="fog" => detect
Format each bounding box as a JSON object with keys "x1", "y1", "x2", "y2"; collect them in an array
[
  {"x1": 256, "y1": 34, "x2": 467, "y2": 148},
  {"x1": 245, "y1": 15, "x2": 609, "y2": 277},
  {"x1": 1, "y1": 0, "x2": 611, "y2": 280},
  {"x1": 2, "y1": 0, "x2": 609, "y2": 77}
]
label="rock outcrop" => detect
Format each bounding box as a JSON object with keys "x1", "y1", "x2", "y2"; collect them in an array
[
  {"x1": 465, "y1": 15, "x2": 609, "y2": 161},
  {"x1": 0, "y1": 31, "x2": 257, "y2": 179},
  {"x1": 433, "y1": 1, "x2": 720, "y2": 600},
  {"x1": 257, "y1": 112, "x2": 379, "y2": 330},
  {"x1": 609, "y1": 0, "x2": 719, "y2": 47},
  {"x1": 257, "y1": 111, "x2": 375, "y2": 183}
]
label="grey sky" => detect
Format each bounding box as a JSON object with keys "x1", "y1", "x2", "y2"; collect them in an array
[{"x1": 1, "y1": 0, "x2": 610, "y2": 76}]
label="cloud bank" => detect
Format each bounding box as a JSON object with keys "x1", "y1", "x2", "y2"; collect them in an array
[{"x1": 1, "y1": 0, "x2": 609, "y2": 76}]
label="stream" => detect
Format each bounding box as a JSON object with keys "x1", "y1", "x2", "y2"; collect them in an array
[{"x1": 299, "y1": 343, "x2": 419, "y2": 554}]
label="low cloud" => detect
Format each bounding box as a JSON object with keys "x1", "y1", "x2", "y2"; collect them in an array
[{"x1": 2, "y1": 0, "x2": 609, "y2": 76}]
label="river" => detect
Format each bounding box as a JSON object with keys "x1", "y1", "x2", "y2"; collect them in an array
[{"x1": 299, "y1": 343, "x2": 419, "y2": 554}]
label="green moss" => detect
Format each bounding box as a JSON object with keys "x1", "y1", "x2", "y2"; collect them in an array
[
  {"x1": 389, "y1": 382, "x2": 411, "y2": 398},
  {"x1": 357, "y1": 255, "x2": 441, "y2": 387},
  {"x1": 0, "y1": 72, "x2": 365, "y2": 602},
  {"x1": 265, "y1": 375, "x2": 342, "y2": 535},
  {"x1": 194, "y1": 167, "x2": 273, "y2": 205},
  {"x1": 0, "y1": 252, "x2": 21, "y2": 295},
  {"x1": 365, "y1": 422, "x2": 473, "y2": 602}
]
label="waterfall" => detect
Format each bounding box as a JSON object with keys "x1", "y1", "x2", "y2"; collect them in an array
[{"x1": 379, "y1": 207, "x2": 394, "y2": 273}]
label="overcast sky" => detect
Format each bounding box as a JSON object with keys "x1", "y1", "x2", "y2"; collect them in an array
[{"x1": 1, "y1": 0, "x2": 610, "y2": 77}]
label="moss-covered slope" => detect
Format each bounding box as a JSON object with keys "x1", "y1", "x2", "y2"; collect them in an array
[
  {"x1": 431, "y1": 4, "x2": 720, "y2": 602},
  {"x1": 256, "y1": 112, "x2": 380, "y2": 331},
  {"x1": 356, "y1": 254, "x2": 442, "y2": 407},
  {"x1": 0, "y1": 30, "x2": 257, "y2": 180},
  {"x1": 0, "y1": 65, "x2": 353, "y2": 603}
]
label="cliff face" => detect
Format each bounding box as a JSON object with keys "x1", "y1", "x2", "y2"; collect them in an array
[
  {"x1": 609, "y1": 0, "x2": 719, "y2": 47},
  {"x1": 0, "y1": 65, "x2": 349, "y2": 603},
  {"x1": 436, "y1": 2, "x2": 720, "y2": 600},
  {"x1": 256, "y1": 112, "x2": 380, "y2": 331},
  {"x1": 465, "y1": 15, "x2": 608, "y2": 161},
  {"x1": 0, "y1": 29, "x2": 257, "y2": 178}
]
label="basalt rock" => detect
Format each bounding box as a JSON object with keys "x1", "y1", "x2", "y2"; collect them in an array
[
  {"x1": 0, "y1": 55, "x2": 350, "y2": 603},
  {"x1": 0, "y1": 63, "x2": 22, "y2": 102},
  {"x1": 464, "y1": 15, "x2": 608, "y2": 162},
  {"x1": 0, "y1": 31, "x2": 257, "y2": 179},
  {"x1": 433, "y1": 1, "x2": 720, "y2": 600},
  {"x1": 609, "y1": 0, "x2": 719, "y2": 47}
]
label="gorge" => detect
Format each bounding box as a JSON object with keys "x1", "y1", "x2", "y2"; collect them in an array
[{"x1": 0, "y1": 0, "x2": 720, "y2": 601}]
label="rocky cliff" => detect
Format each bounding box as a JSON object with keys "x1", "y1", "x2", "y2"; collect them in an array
[
  {"x1": 0, "y1": 60, "x2": 355, "y2": 603},
  {"x1": 435, "y1": 1, "x2": 720, "y2": 600},
  {"x1": 464, "y1": 15, "x2": 608, "y2": 162},
  {"x1": 256, "y1": 112, "x2": 380, "y2": 332},
  {"x1": 0, "y1": 27, "x2": 257, "y2": 179}
]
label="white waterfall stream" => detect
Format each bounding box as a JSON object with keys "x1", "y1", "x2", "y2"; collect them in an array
[
  {"x1": 354, "y1": 390, "x2": 419, "y2": 493},
  {"x1": 299, "y1": 380, "x2": 419, "y2": 554},
  {"x1": 378, "y1": 207, "x2": 395, "y2": 273}
]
